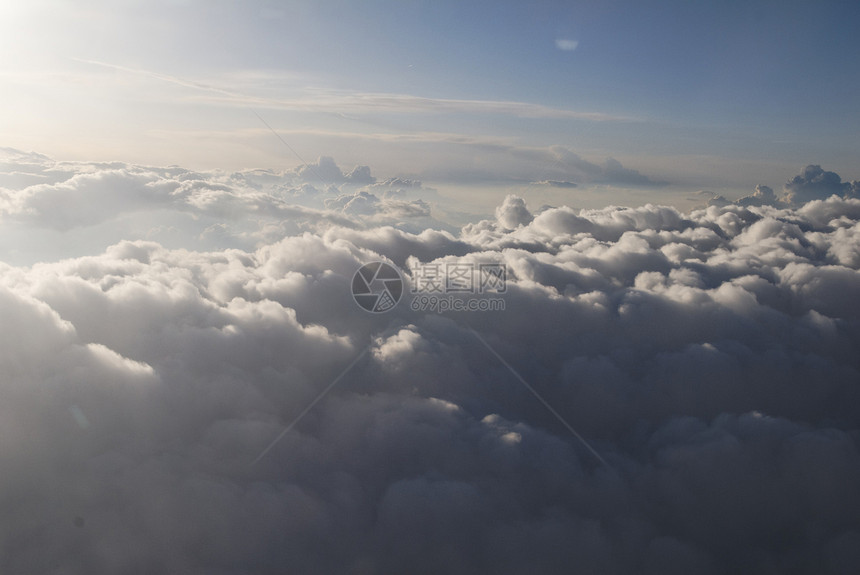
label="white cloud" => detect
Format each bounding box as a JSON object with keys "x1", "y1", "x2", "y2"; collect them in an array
[
  {"x1": 495, "y1": 194, "x2": 534, "y2": 230},
  {"x1": 784, "y1": 164, "x2": 860, "y2": 205},
  {"x1": 0, "y1": 151, "x2": 859, "y2": 572},
  {"x1": 714, "y1": 165, "x2": 859, "y2": 209},
  {"x1": 72, "y1": 59, "x2": 627, "y2": 122},
  {"x1": 555, "y1": 39, "x2": 579, "y2": 51}
]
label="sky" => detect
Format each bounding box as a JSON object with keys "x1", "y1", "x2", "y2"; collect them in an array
[
  {"x1": 2, "y1": 0, "x2": 859, "y2": 209},
  {"x1": 2, "y1": 2, "x2": 860, "y2": 573}
]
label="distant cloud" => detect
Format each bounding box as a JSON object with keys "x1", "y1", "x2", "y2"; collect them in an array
[
  {"x1": 494, "y1": 194, "x2": 533, "y2": 230},
  {"x1": 736, "y1": 184, "x2": 779, "y2": 207},
  {"x1": 75, "y1": 59, "x2": 628, "y2": 122},
  {"x1": 706, "y1": 165, "x2": 860, "y2": 209},
  {"x1": 0, "y1": 151, "x2": 450, "y2": 250},
  {"x1": 533, "y1": 179, "x2": 578, "y2": 188},
  {"x1": 784, "y1": 164, "x2": 860, "y2": 205},
  {"x1": 601, "y1": 156, "x2": 664, "y2": 186},
  {"x1": 546, "y1": 146, "x2": 667, "y2": 187},
  {"x1": 555, "y1": 38, "x2": 579, "y2": 51}
]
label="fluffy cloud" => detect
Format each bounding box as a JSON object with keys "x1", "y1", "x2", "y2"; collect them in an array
[
  {"x1": 289, "y1": 155, "x2": 376, "y2": 185},
  {"x1": 494, "y1": 195, "x2": 534, "y2": 230},
  {"x1": 713, "y1": 165, "x2": 860, "y2": 209},
  {"x1": 0, "y1": 150, "x2": 452, "y2": 262},
  {"x1": 1, "y1": 151, "x2": 859, "y2": 572},
  {"x1": 784, "y1": 164, "x2": 860, "y2": 204},
  {"x1": 735, "y1": 184, "x2": 778, "y2": 207}
]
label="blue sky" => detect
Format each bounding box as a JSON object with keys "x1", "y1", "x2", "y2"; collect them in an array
[{"x1": 2, "y1": 0, "x2": 859, "y2": 207}]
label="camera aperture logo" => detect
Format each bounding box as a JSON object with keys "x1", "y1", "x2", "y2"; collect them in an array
[{"x1": 351, "y1": 261, "x2": 403, "y2": 313}]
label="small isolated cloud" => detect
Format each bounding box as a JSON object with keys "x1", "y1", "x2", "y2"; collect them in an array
[
  {"x1": 533, "y1": 179, "x2": 578, "y2": 188},
  {"x1": 555, "y1": 38, "x2": 579, "y2": 51}
]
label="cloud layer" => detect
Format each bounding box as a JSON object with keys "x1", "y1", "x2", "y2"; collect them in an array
[{"x1": 1, "y1": 151, "x2": 859, "y2": 573}]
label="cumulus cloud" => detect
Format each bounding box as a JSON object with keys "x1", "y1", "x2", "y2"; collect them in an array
[
  {"x1": 0, "y1": 151, "x2": 454, "y2": 260},
  {"x1": 784, "y1": 164, "x2": 860, "y2": 205},
  {"x1": 713, "y1": 165, "x2": 859, "y2": 209},
  {"x1": 735, "y1": 183, "x2": 779, "y2": 207},
  {"x1": 494, "y1": 195, "x2": 534, "y2": 230},
  {"x1": 1, "y1": 151, "x2": 859, "y2": 573},
  {"x1": 288, "y1": 155, "x2": 377, "y2": 186}
]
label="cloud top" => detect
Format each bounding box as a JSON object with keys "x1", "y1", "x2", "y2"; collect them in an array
[
  {"x1": 707, "y1": 164, "x2": 860, "y2": 209},
  {"x1": 0, "y1": 152, "x2": 859, "y2": 572}
]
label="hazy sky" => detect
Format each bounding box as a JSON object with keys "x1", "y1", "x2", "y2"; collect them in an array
[{"x1": 3, "y1": 0, "x2": 859, "y2": 206}]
